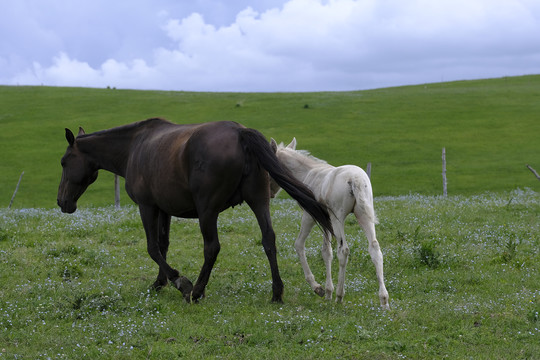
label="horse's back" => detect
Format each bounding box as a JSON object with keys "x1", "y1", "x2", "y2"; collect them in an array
[
  {"x1": 126, "y1": 121, "x2": 248, "y2": 216},
  {"x1": 185, "y1": 121, "x2": 245, "y2": 159},
  {"x1": 130, "y1": 120, "x2": 245, "y2": 176}
]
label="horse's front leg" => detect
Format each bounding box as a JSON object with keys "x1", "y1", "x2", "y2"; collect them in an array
[
  {"x1": 295, "y1": 213, "x2": 325, "y2": 297},
  {"x1": 139, "y1": 205, "x2": 193, "y2": 300},
  {"x1": 191, "y1": 211, "x2": 220, "y2": 302},
  {"x1": 151, "y1": 210, "x2": 171, "y2": 290}
]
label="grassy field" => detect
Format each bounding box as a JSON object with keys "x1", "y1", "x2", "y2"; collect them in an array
[
  {"x1": 1, "y1": 76, "x2": 539, "y2": 357},
  {"x1": 1, "y1": 75, "x2": 539, "y2": 209},
  {"x1": 1, "y1": 189, "x2": 539, "y2": 359}
]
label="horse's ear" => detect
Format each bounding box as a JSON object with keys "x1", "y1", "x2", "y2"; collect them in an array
[
  {"x1": 270, "y1": 138, "x2": 278, "y2": 153},
  {"x1": 77, "y1": 127, "x2": 86, "y2": 137},
  {"x1": 287, "y1": 137, "x2": 297, "y2": 150},
  {"x1": 65, "y1": 128, "x2": 75, "y2": 147}
]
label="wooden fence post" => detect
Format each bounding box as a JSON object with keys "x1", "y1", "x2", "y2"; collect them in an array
[
  {"x1": 442, "y1": 148, "x2": 447, "y2": 197},
  {"x1": 114, "y1": 175, "x2": 120, "y2": 208},
  {"x1": 526, "y1": 164, "x2": 540, "y2": 181},
  {"x1": 366, "y1": 162, "x2": 372, "y2": 179},
  {"x1": 8, "y1": 172, "x2": 24, "y2": 209}
]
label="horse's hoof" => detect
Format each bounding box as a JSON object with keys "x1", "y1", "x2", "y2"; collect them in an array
[
  {"x1": 314, "y1": 286, "x2": 325, "y2": 297},
  {"x1": 150, "y1": 280, "x2": 167, "y2": 292},
  {"x1": 189, "y1": 290, "x2": 207, "y2": 304}
]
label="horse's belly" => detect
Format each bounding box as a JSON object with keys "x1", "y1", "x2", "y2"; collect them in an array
[
  {"x1": 155, "y1": 192, "x2": 198, "y2": 218},
  {"x1": 172, "y1": 209, "x2": 199, "y2": 218},
  {"x1": 126, "y1": 178, "x2": 198, "y2": 217}
]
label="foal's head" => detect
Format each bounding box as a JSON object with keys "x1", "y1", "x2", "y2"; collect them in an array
[
  {"x1": 269, "y1": 137, "x2": 297, "y2": 198},
  {"x1": 57, "y1": 128, "x2": 98, "y2": 213}
]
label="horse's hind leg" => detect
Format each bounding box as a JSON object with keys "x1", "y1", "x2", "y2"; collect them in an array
[
  {"x1": 295, "y1": 213, "x2": 325, "y2": 297},
  {"x1": 249, "y1": 200, "x2": 284, "y2": 303},
  {"x1": 192, "y1": 211, "x2": 220, "y2": 302},
  {"x1": 356, "y1": 212, "x2": 390, "y2": 309}
]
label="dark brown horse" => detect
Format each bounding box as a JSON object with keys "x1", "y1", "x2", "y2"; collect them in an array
[{"x1": 57, "y1": 118, "x2": 332, "y2": 303}]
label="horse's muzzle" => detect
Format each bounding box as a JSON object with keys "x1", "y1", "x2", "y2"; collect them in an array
[{"x1": 57, "y1": 199, "x2": 77, "y2": 214}]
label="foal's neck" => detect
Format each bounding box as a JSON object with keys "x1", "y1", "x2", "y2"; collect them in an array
[{"x1": 284, "y1": 150, "x2": 330, "y2": 180}]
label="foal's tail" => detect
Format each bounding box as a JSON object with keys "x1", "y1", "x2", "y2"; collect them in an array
[
  {"x1": 351, "y1": 171, "x2": 379, "y2": 225},
  {"x1": 239, "y1": 128, "x2": 334, "y2": 236}
]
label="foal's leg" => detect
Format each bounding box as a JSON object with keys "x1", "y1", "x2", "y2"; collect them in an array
[
  {"x1": 295, "y1": 212, "x2": 325, "y2": 297},
  {"x1": 321, "y1": 229, "x2": 334, "y2": 300},
  {"x1": 139, "y1": 205, "x2": 193, "y2": 300},
  {"x1": 334, "y1": 218, "x2": 350, "y2": 303},
  {"x1": 191, "y1": 211, "x2": 220, "y2": 302},
  {"x1": 356, "y1": 212, "x2": 390, "y2": 309}
]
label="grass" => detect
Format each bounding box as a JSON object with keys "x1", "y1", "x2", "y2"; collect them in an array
[
  {"x1": 1, "y1": 75, "x2": 540, "y2": 209},
  {"x1": 1, "y1": 76, "x2": 539, "y2": 358},
  {"x1": 1, "y1": 189, "x2": 539, "y2": 359}
]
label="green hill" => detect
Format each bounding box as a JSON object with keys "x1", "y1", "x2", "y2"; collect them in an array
[{"x1": 1, "y1": 75, "x2": 539, "y2": 209}]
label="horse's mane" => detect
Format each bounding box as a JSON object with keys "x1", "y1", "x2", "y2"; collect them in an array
[{"x1": 78, "y1": 118, "x2": 171, "y2": 139}]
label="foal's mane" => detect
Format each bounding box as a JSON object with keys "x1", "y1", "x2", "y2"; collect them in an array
[
  {"x1": 279, "y1": 143, "x2": 328, "y2": 165},
  {"x1": 296, "y1": 150, "x2": 328, "y2": 164}
]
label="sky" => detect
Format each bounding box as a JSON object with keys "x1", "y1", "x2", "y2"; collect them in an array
[{"x1": 1, "y1": 0, "x2": 539, "y2": 92}]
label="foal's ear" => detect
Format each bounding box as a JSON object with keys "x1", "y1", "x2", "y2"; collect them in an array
[
  {"x1": 77, "y1": 127, "x2": 86, "y2": 136},
  {"x1": 287, "y1": 137, "x2": 297, "y2": 150},
  {"x1": 270, "y1": 138, "x2": 278, "y2": 153},
  {"x1": 65, "y1": 128, "x2": 75, "y2": 147}
]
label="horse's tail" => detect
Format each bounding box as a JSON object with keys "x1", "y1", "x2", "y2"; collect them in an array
[{"x1": 239, "y1": 128, "x2": 334, "y2": 236}]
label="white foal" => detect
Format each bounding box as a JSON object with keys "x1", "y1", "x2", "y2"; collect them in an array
[{"x1": 270, "y1": 138, "x2": 389, "y2": 309}]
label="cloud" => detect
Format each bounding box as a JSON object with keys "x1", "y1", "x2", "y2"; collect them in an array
[{"x1": 3, "y1": 0, "x2": 540, "y2": 91}]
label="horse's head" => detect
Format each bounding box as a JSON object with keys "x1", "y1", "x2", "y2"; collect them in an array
[
  {"x1": 269, "y1": 137, "x2": 297, "y2": 198},
  {"x1": 57, "y1": 127, "x2": 98, "y2": 213}
]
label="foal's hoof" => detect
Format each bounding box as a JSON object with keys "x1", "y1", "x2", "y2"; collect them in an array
[
  {"x1": 173, "y1": 276, "x2": 194, "y2": 302},
  {"x1": 314, "y1": 286, "x2": 325, "y2": 297},
  {"x1": 325, "y1": 290, "x2": 333, "y2": 301}
]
